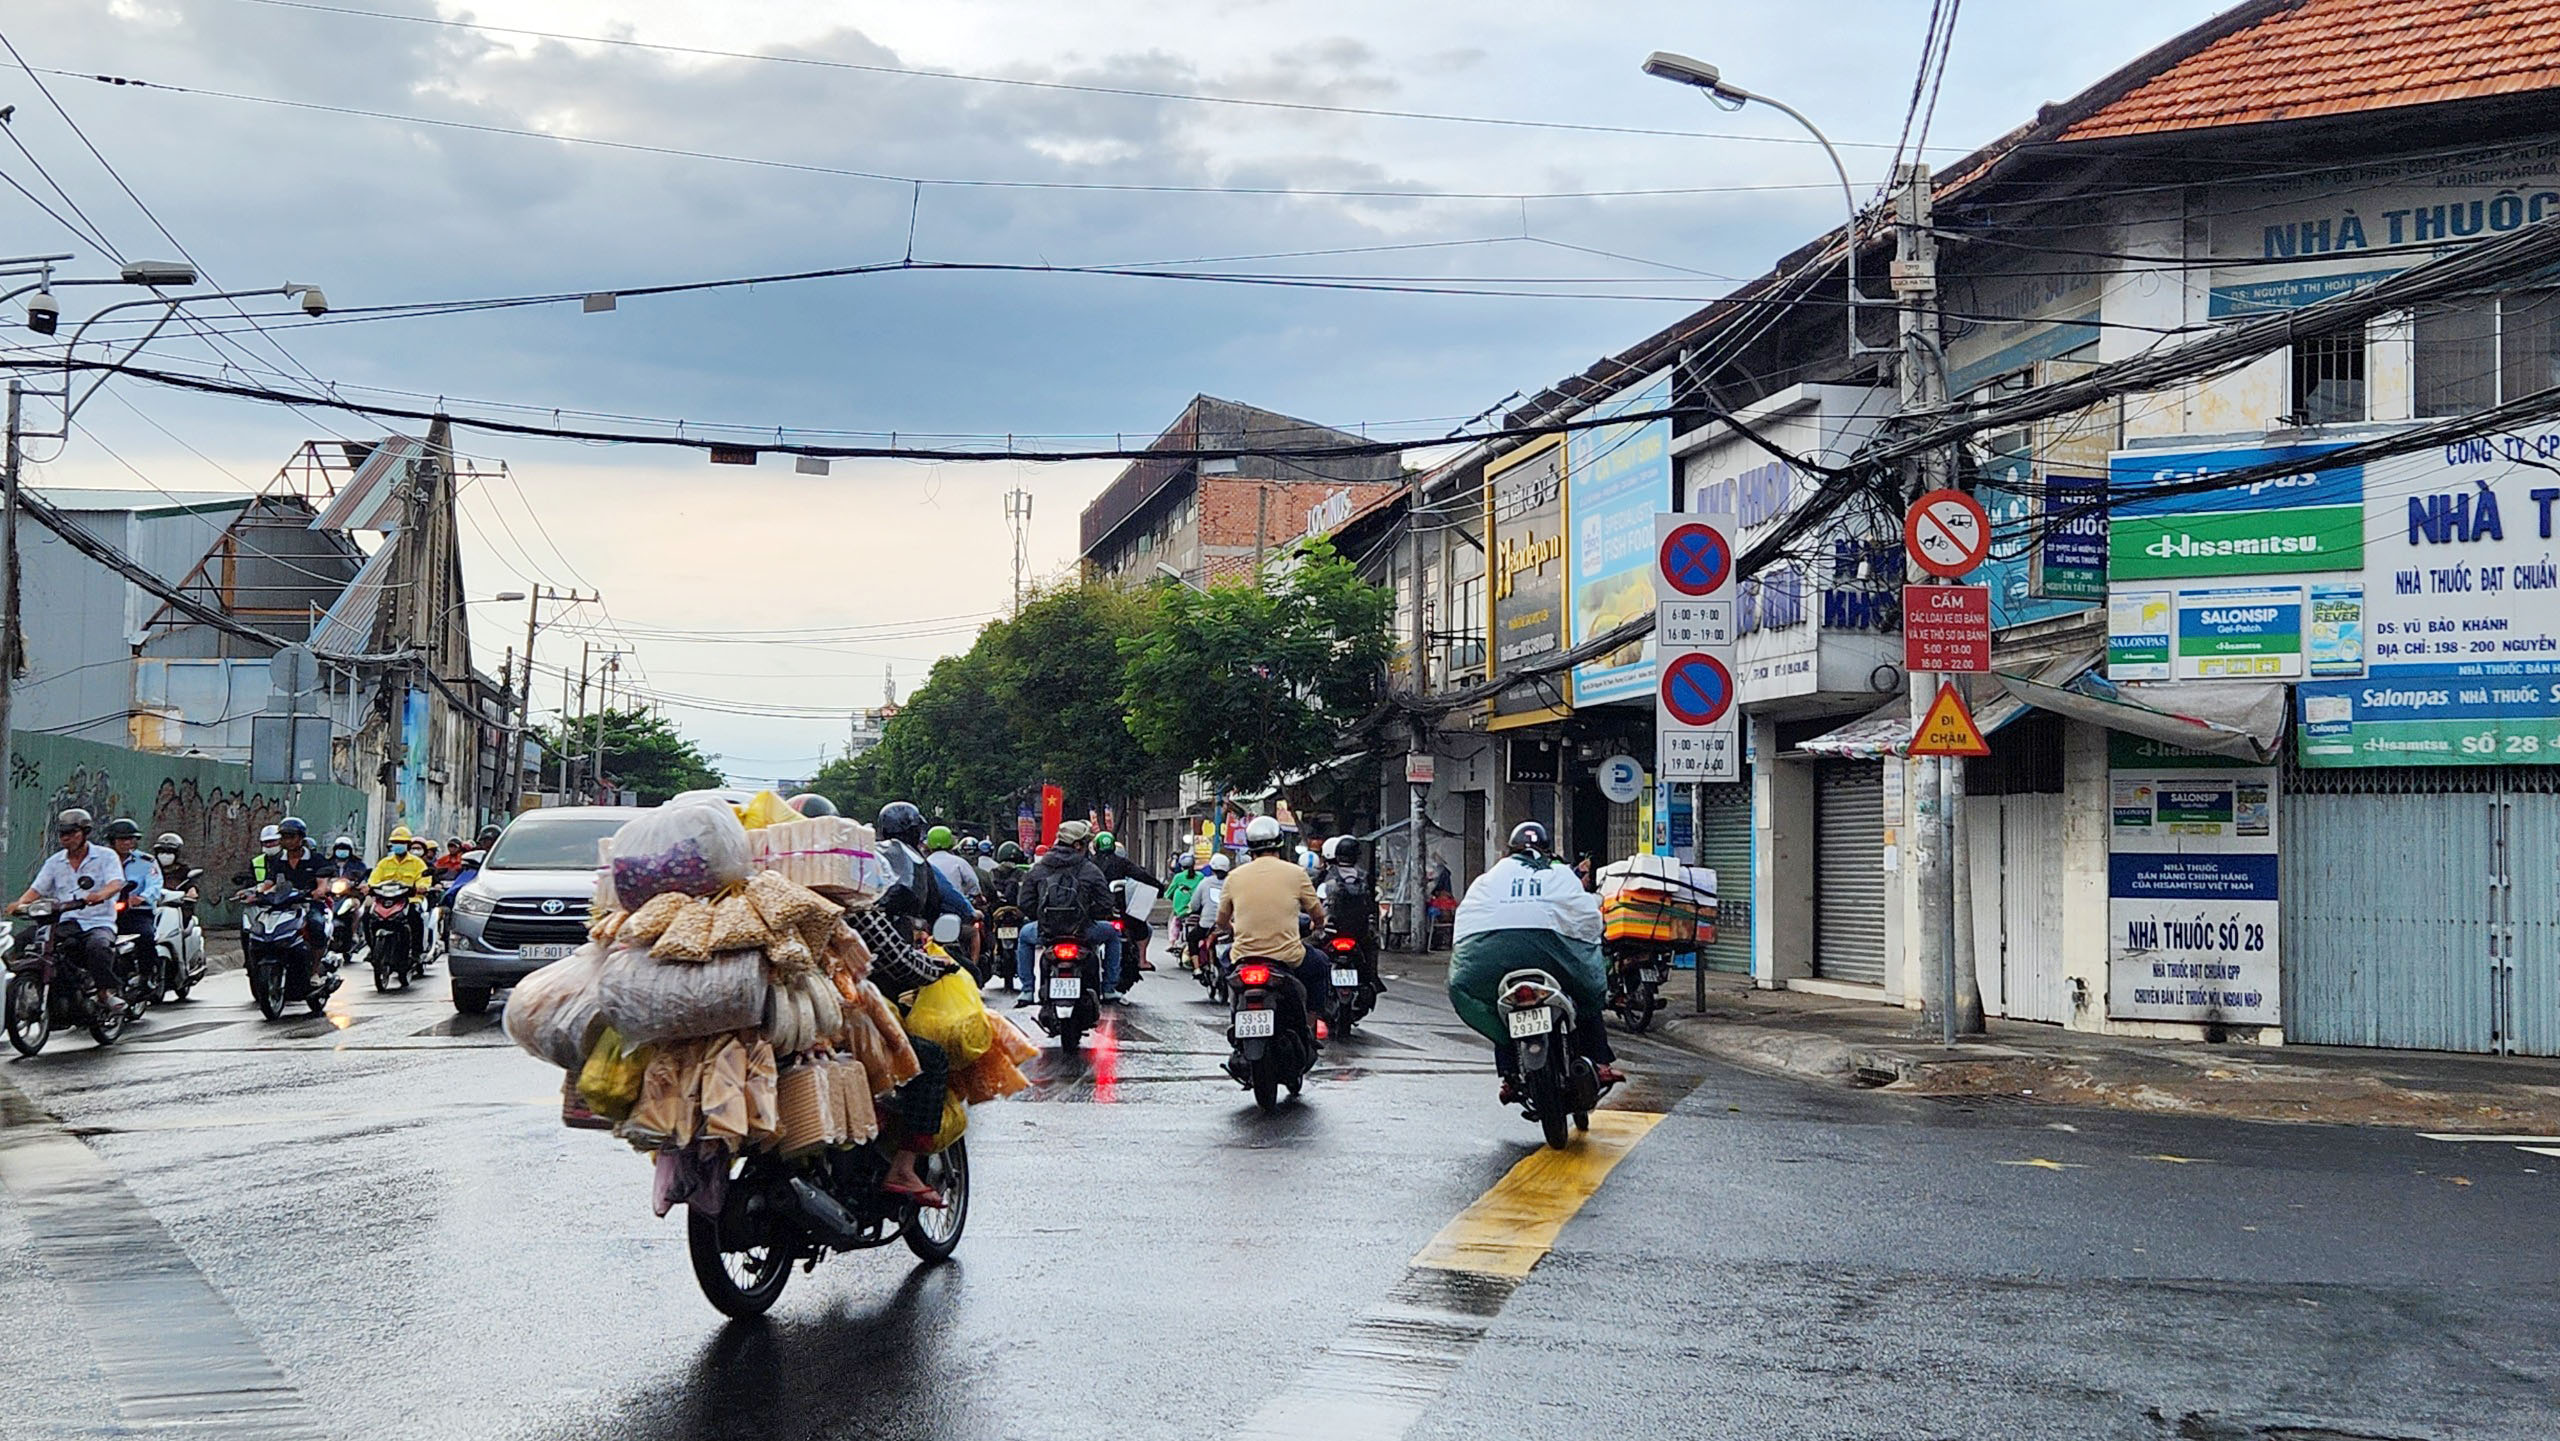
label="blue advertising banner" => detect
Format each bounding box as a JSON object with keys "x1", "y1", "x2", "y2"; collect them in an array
[
  {"x1": 1978, "y1": 450, "x2": 2097, "y2": 630},
  {"x1": 1569, "y1": 373, "x2": 1674, "y2": 705}
]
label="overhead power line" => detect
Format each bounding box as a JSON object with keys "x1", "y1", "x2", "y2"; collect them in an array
[{"x1": 223, "y1": 0, "x2": 1941, "y2": 151}]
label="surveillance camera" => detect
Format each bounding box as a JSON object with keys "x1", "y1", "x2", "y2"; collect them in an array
[
  {"x1": 25, "y1": 291, "x2": 58, "y2": 336},
  {"x1": 297, "y1": 287, "x2": 329, "y2": 317}
]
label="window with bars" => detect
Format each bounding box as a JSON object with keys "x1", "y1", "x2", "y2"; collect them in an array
[
  {"x1": 2288, "y1": 329, "x2": 2366, "y2": 425},
  {"x1": 2415, "y1": 290, "x2": 2560, "y2": 417}
]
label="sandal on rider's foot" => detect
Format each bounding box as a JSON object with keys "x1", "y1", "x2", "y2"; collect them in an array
[
  {"x1": 1595, "y1": 1064, "x2": 1628, "y2": 1088},
  {"x1": 883, "y1": 1180, "x2": 946, "y2": 1209}
]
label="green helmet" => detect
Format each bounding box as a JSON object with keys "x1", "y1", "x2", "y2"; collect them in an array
[
  {"x1": 924, "y1": 824, "x2": 956, "y2": 852},
  {"x1": 998, "y1": 841, "x2": 1025, "y2": 863},
  {"x1": 1094, "y1": 831, "x2": 1116, "y2": 854}
]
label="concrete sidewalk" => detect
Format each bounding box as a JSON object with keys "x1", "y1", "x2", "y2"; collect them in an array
[{"x1": 1652, "y1": 970, "x2": 2560, "y2": 1132}]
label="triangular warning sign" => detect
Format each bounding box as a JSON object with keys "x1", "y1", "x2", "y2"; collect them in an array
[{"x1": 1908, "y1": 682, "x2": 1991, "y2": 758}]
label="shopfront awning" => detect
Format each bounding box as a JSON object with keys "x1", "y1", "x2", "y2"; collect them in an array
[
  {"x1": 1995, "y1": 673, "x2": 2286, "y2": 764},
  {"x1": 1793, "y1": 652, "x2": 2094, "y2": 760}
]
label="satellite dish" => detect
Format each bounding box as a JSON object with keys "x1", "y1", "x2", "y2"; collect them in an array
[{"x1": 271, "y1": 643, "x2": 319, "y2": 696}]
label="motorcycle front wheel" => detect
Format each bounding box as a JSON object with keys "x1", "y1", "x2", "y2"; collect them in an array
[
  {"x1": 6, "y1": 972, "x2": 50, "y2": 1056},
  {"x1": 250, "y1": 962, "x2": 286, "y2": 1021},
  {"x1": 687, "y1": 1207, "x2": 794, "y2": 1319},
  {"x1": 902, "y1": 1139, "x2": 970, "y2": 1263}
]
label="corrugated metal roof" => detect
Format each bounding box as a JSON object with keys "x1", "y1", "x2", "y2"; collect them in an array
[
  {"x1": 2063, "y1": 0, "x2": 2560, "y2": 140},
  {"x1": 306, "y1": 545, "x2": 394, "y2": 657},
  {"x1": 28, "y1": 486, "x2": 252, "y2": 516},
  {"x1": 311, "y1": 435, "x2": 422, "y2": 533}
]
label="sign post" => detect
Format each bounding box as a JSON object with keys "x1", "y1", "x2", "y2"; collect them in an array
[
  {"x1": 1653, "y1": 514, "x2": 1739, "y2": 788},
  {"x1": 1903, "y1": 488, "x2": 1992, "y2": 1047}
]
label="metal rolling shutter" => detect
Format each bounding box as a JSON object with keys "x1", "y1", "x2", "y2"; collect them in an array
[
  {"x1": 1693, "y1": 782, "x2": 1754, "y2": 973},
  {"x1": 1815, "y1": 762, "x2": 1888, "y2": 986}
]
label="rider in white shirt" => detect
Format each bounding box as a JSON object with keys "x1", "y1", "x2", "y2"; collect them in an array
[{"x1": 7, "y1": 809, "x2": 128, "y2": 1014}]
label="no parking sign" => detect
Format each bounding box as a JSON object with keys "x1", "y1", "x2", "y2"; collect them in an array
[{"x1": 1654, "y1": 512, "x2": 1740, "y2": 782}]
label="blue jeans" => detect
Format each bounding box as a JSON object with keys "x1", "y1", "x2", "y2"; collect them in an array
[{"x1": 1019, "y1": 922, "x2": 1121, "y2": 990}]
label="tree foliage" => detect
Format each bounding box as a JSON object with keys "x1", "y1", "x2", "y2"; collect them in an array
[
  {"x1": 537, "y1": 707, "x2": 724, "y2": 804},
  {"x1": 808, "y1": 584, "x2": 1170, "y2": 830},
  {"x1": 1119, "y1": 540, "x2": 1394, "y2": 794}
]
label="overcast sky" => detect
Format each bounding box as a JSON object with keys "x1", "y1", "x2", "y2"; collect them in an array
[{"x1": 2, "y1": 0, "x2": 2231, "y2": 787}]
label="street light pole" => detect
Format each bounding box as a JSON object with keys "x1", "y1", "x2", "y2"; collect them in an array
[
  {"x1": 1640, "y1": 52, "x2": 1890, "y2": 356},
  {"x1": 1, "y1": 381, "x2": 21, "y2": 869}
]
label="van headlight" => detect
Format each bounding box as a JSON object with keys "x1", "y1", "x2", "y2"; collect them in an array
[{"x1": 455, "y1": 889, "x2": 497, "y2": 918}]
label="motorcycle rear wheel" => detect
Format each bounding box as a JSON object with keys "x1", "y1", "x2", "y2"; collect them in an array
[
  {"x1": 6, "y1": 973, "x2": 50, "y2": 1056},
  {"x1": 1058, "y1": 1025, "x2": 1084, "y2": 1055},
  {"x1": 687, "y1": 1208, "x2": 794, "y2": 1319},
  {"x1": 1532, "y1": 1067, "x2": 1571, "y2": 1150},
  {"x1": 1252, "y1": 1059, "x2": 1279, "y2": 1114},
  {"x1": 171, "y1": 955, "x2": 197, "y2": 1002},
  {"x1": 902, "y1": 1139, "x2": 970, "y2": 1262}
]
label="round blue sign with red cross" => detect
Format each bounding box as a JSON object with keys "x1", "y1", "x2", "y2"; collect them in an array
[
  {"x1": 1658, "y1": 522, "x2": 1733, "y2": 597},
  {"x1": 1658, "y1": 652, "x2": 1734, "y2": 727}
]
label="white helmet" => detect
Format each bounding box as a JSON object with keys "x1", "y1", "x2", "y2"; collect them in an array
[
  {"x1": 259, "y1": 824, "x2": 282, "y2": 846},
  {"x1": 1208, "y1": 852, "x2": 1232, "y2": 874},
  {"x1": 1243, "y1": 815, "x2": 1285, "y2": 852}
]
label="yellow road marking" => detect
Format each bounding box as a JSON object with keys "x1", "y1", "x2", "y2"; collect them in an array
[
  {"x1": 1998, "y1": 1158, "x2": 2083, "y2": 1170},
  {"x1": 1410, "y1": 1111, "x2": 1663, "y2": 1278},
  {"x1": 2145, "y1": 1153, "x2": 2209, "y2": 1164}
]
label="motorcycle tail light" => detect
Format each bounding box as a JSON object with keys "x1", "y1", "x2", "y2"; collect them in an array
[
  {"x1": 1237, "y1": 963, "x2": 1272, "y2": 988},
  {"x1": 1328, "y1": 936, "x2": 1357, "y2": 953},
  {"x1": 1508, "y1": 983, "x2": 1542, "y2": 1005},
  {"x1": 1052, "y1": 942, "x2": 1080, "y2": 961}
]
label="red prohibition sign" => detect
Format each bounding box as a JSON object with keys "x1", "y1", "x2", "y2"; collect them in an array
[
  {"x1": 1903, "y1": 489, "x2": 1992, "y2": 578},
  {"x1": 1659, "y1": 652, "x2": 1734, "y2": 727},
  {"x1": 1658, "y1": 522, "x2": 1733, "y2": 597}
]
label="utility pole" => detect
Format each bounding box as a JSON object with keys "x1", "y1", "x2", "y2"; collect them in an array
[
  {"x1": 1405, "y1": 498, "x2": 1430, "y2": 951},
  {"x1": 1003, "y1": 487, "x2": 1033, "y2": 617},
  {"x1": 0, "y1": 382, "x2": 20, "y2": 870},
  {"x1": 1894, "y1": 163, "x2": 1984, "y2": 1043},
  {"x1": 508, "y1": 585, "x2": 596, "y2": 812},
  {"x1": 591, "y1": 651, "x2": 623, "y2": 803}
]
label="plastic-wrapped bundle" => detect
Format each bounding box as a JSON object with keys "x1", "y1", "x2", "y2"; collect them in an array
[
  {"x1": 955, "y1": 1048, "x2": 1029, "y2": 1104},
  {"x1": 596, "y1": 945, "x2": 771, "y2": 1045},
  {"x1": 829, "y1": 1059, "x2": 879, "y2": 1144},
  {"x1": 622, "y1": 1040, "x2": 704, "y2": 1149},
  {"x1": 593, "y1": 837, "x2": 621, "y2": 912},
  {"x1": 709, "y1": 891, "x2": 777, "y2": 953},
  {"x1": 620, "y1": 891, "x2": 690, "y2": 947},
  {"x1": 649, "y1": 898, "x2": 716, "y2": 962},
  {"x1": 843, "y1": 981, "x2": 921, "y2": 1089},
  {"x1": 744, "y1": 1036, "x2": 779, "y2": 1146},
  {"x1": 503, "y1": 943, "x2": 611, "y2": 1070},
  {"x1": 775, "y1": 1061, "x2": 843, "y2": 1156},
  {"x1": 696, "y1": 1034, "x2": 753, "y2": 1148},
  {"x1": 610, "y1": 800, "x2": 753, "y2": 906},
  {"x1": 576, "y1": 1025, "x2": 649, "y2": 1120}
]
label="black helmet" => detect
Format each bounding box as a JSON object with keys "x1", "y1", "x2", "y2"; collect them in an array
[
  {"x1": 1507, "y1": 820, "x2": 1550, "y2": 856},
  {"x1": 55, "y1": 808, "x2": 92, "y2": 837},
  {"x1": 476, "y1": 824, "x2": 502, "y2": 847},
  {"x1": 1331, "y1": 836, "x2": 1363, "y2": 866},
  {"x1": 277, "y1": 816, "x2": 308, "y2": 838},
  {"x1": 875, "y1": 801, "x2": 925, "y2": 847},
  {"x1": 788, "y1": 792, "x2": 839, "y2": 818},
  {"x1": 997, "y1": 840, "x2": 1025, "y2": 863},
  {"x1": 101, "y1": 817, "x2": 142, "y2": 842}
]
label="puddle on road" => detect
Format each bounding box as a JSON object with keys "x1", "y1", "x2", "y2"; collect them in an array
[
  {"x1": 411, "y1": 1013, "x2": 505, "y2": 1039},
  {"x1": 125, "y1": 1020, "x2": 246, "y2": 1045}
]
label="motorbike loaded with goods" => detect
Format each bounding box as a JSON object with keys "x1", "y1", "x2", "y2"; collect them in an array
[
  {"x1": 5, "y1": 888, "x2": 151, "y2": 1056},
  {"x1": 504, "y1": 792, "x2": 1038, "y2": 1318},
  {"x1": 1596, "y1": 855, "x2": 1717, "y2": 1034}
]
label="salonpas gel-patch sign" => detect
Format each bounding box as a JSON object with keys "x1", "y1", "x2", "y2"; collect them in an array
[{"x1": 2107, "y1": 443, "x2": 2364, "y2": 580}]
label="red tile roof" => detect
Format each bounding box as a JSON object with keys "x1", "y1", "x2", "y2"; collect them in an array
[{"x1": 2063, "y1": 0, "x2": 2560, "y2": 141}]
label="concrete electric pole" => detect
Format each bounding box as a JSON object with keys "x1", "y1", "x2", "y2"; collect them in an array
[{"x1": 1003, "y1": 487, "x2": 1033, "y2": 617}]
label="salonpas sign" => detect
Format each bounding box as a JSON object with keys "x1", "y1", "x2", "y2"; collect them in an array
[{"x1": 2107, "y1": 443, "x2": 2363, "y2": 580}]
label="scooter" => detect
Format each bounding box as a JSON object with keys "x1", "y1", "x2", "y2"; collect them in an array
[
  {"x1": 988, "y1": 904, "x2": 1024, "y2": 991},
  {"x1": 686, "y1": 1132, "x2": 968, "y2": 1319},
  {"x1": 1605, "y1": 941, "x2": 1671, "y2": 1034},
  {"x1": 235, "y1": 879, "x2": 340, "y2": 1021},
  {"x1": 4, "y1": 890, "x2": 150, "y2": 1055},
  {"x1": 1224, "y1": 956, "x2": 1316, "y2": 1113},
  {"x1": 1034, "y1": 933, "x2": 1102, "y2": 1053},
  {"x1": 366, "y1": 882, "x2": 423, "y2": 992},
  {"x1": 325, "y1": 877, "x2": 364, "y2": 968},
  {"x1": 1495, "y1": 968, "x2": 1611, "y2": 1150},
  {"x1": 1318, "y1": 930, "x2": 1375, "y2": 1040},
  {"x1": 151, "y1": 887, "x2": 207, "y2": 1002}
]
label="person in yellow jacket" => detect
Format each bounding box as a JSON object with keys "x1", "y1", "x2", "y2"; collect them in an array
[{"x1": 368, "y1": 825, "x2": 431, "y2": 958}]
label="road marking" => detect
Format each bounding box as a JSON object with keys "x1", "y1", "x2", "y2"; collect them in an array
[
  {"x1": 2417, "y1": 1133, "x2": 2560, "y2": 1143},
  {"x1": 2520, "y1": 1146, "x2": 2560, "y2": 1159},
  {"x1": 2145, "y1": 1153, "x2": 2209, "y2": 1164},
  {"x1": 1409, "y1": 1111, "x2": 1664, "y2": 1278},
  {"x1": 1998, "y1": 1157, "x2": 2083, "y2": 1170},
  {"x1": 0, "y1": 1072, "x2": 326, "y2": 1438},
  {"x1": 1235, "y1": 1100, "x2": 1676, "y2": 1440}
]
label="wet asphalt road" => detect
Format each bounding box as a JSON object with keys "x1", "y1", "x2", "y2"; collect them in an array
[{"x1": 0, "y1": 955, "x2": 2555, "y2": 1441}]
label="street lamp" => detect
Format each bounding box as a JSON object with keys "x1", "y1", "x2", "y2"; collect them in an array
[
  {"x1": 1154, "y1": 561, "x2": 1209, "y2": 594},
  {"x1": 47, "y1": 283, "x2": 332, "y2": 434},
  {"x1": 1641, "y1": 51, "x2": 1888, "y2": 355}
]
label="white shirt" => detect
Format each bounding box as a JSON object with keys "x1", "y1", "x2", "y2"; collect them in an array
[
  {"x1": 1191, "y1": 876, "x2": 1225, "y2": 920},
  {"x1": 927, "y1": 850, "x2": 982, "y2": 901},
  {"x1": 1453, "y1": 855, "x2": 1603, "y2": 946},
  {"x1": 30, "y1": 845, "x2": 125, "y2": 933}
]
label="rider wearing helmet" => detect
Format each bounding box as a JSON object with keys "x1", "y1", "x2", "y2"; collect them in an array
[
  {"x1": 100, "y1": 818, "x2": 165, "y2": 947},
  {"x1": 1163, "y1": 852, "x2": 1201, "y2": 934},
  {"x1": 324, "y1": 835, "x2": 367, "y2": 885},
  {"x1": 785, "y1": 793, "x2": 838, "y2": 818},
  {"x1": 250, "y1": 823, "x2": 284, "y2": 883},
  {"x1": 1214, "y1": 816, "x2": 1331, "y2": 1046},
  {"x1": 874, "y1": 802, "x2": 965, "y2": 942},
  {"x1": 921, "y1": 825, "x2": 985, "y2": 971},
  {"x1": 259, "y1": 817, "x2": 334, "y2": 987},
  {"x1": 369, "y1": 824, "x2": 432, "y2": 959},
  {"x1": 1090, "y1": 831, "x2": 1164, "y2": 987},
  {"x1": 1013, "y1": 820, "x2": 1117, "y2": 1004},
  {"x1": 8, "y1": 809, "x2": 128, "y2": 1015},
  {"x1": 152, "y1": 832, "x2": 198, "y2": 900},
  {"x1": 1447, "y1": 820, "x2": 1623, "y2": 1099}
]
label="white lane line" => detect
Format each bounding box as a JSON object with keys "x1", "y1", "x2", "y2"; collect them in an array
[
  {"x1": 2519, "y1": 1146, "x2": 2560, "y2": 1159},
  {"x1": 2417, "y1": 1133, "x2": 2560, "y2": 1143}
]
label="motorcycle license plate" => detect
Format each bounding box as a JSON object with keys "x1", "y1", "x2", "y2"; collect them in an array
[
  {"x1": 997, "y1": 927, "x2": 1019, "y2": 944},
  {"x1": 1330, "y1": 966, "x2": 1360, "y2": 988},
  {"x1": 1506, "y1": 1008, "x2": 1553, "y2": 1039},
  {"x1": 1644, "y1": 964, "x2": 1670, "y2": 982},
  {"x1": 1232, "y1": 1009, "x2": 1276, "y2": 1038},
  {"x1": 520, "y1": 943, "x2": 575, "y2": 962},
  {"x1": 1049, "y1": 977, "x2": 1082, "y2": 1000}
]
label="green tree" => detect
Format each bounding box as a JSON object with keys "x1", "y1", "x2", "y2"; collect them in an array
[
  {"x1": 536, "y1": 707, "x2": 724, "y2": 804},
  {"x1": 984, "y1": 584, "x2": 1170, "y2": 814},
  {"x1": 1119, "y1": 540, "x2": 1394, "y2": 793}
]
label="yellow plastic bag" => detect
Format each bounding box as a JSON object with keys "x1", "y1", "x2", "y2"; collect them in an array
[
  {"x1": 576, "y1": 1025, "x2": 650, "y2": 1121},
  {"x1": 923, "y1": 1091, "x2": 968, "y2": 1154},
  {"x1": 905, "y1": 971, "x2": 995, "y2": 1070},
  {"x1": 739, "y1": 790, "x2": 799, "y2": 831},
  {"x1": 954, "y1": 1047, "x2": 1029, "y2": 1105}
]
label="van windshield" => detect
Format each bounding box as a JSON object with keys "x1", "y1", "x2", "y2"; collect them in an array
[{"x1": 484, "y1": 814, "x2": 631, "y2": 871}]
